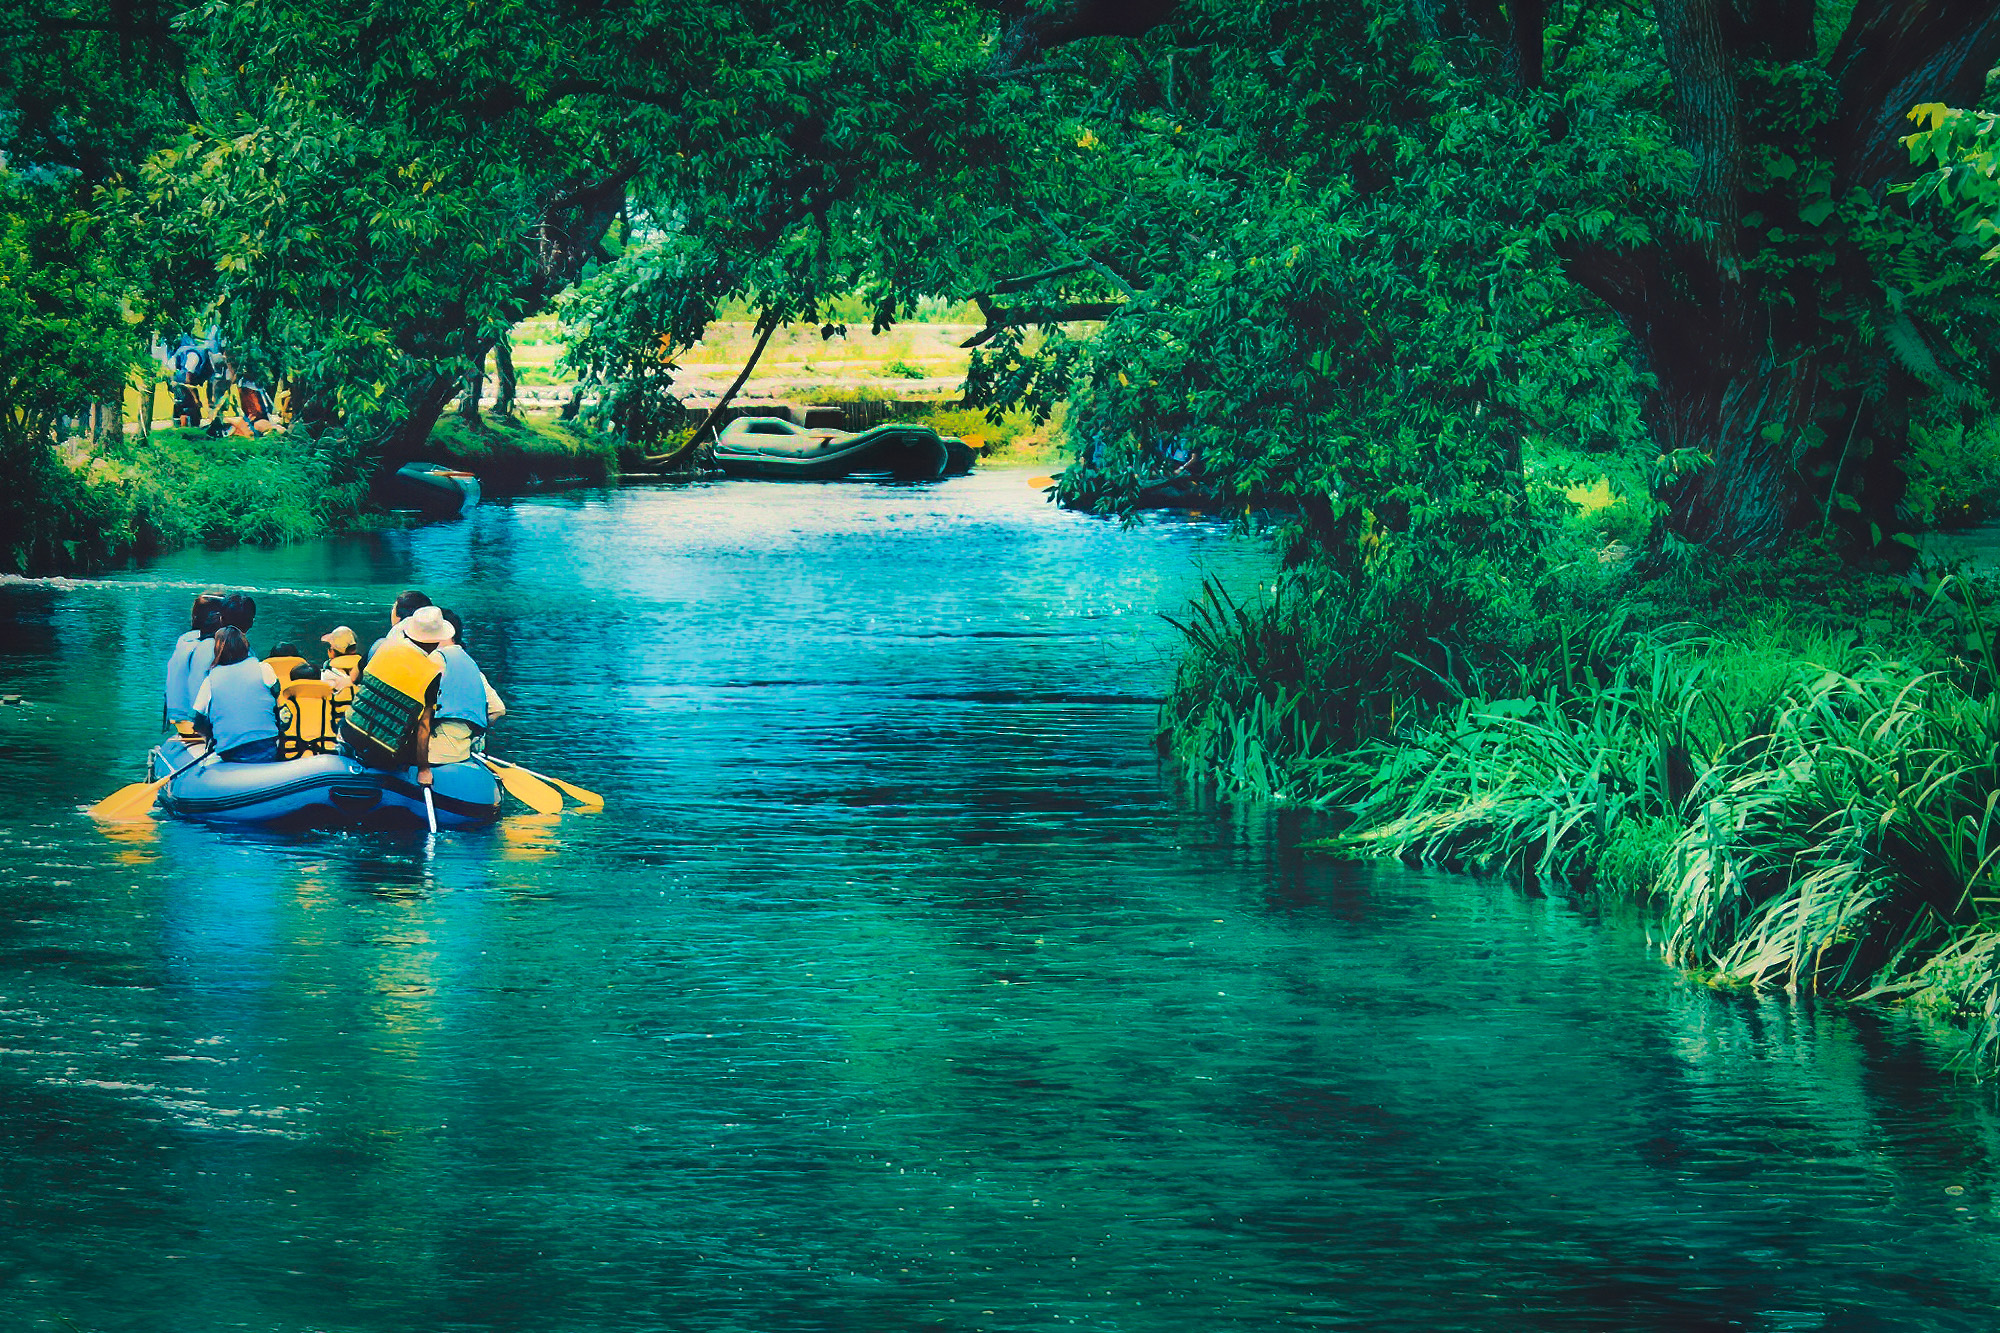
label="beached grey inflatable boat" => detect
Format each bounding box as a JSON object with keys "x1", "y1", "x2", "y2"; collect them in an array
[
  {"x1": 147, "y1": 742, "x2": 500, "y2": 828},
  {"x1": 714, "y1": 418, "x2": 968, "y2": 481}
]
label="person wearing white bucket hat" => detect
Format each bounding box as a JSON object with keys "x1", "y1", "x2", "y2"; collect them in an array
[{"x1": 400, "y1": 605, "x2": 453, "y2": 648}]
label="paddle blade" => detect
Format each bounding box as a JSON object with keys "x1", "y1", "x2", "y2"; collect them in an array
[
  {"x1": 1028, "y1": 476, "x2": 1054, "y2": 489},
  {"x1": 89, "y1": 777, "x2": 167, "y2": 820},
  {"x1": 487, "y1": 761, "x2": 562, "y2": 814},
  {"x1": 543, "y1": 774, "x2": 604, "y2": 810}
]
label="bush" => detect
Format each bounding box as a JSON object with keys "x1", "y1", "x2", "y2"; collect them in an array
[
  {"x1": 122, "y1": 426, "x2": 368, "y2": 547},
  {"x1": 1903, "y1": 412, "x2": 2000, "y2": 530},
  {"x1": 0, "y1": 429, "x2": 140, "y2": 573},
  {"x1": 1164, "y1": 537, "x2": 2000, "y2": 1070},
  {"x1": 1162, "y1": 539, "x2": 1563, "y2": 802}
]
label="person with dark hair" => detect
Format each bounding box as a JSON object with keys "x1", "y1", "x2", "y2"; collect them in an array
[
  {"x1": 181, "y1": 591, "x2": 258, "y2": 716},
  {"x1": 221, "y1": 591, "x2": 257, "y2": 633},
  {"x1": 428, "y1": 608, "x2": 506, "y2": 764},
  {"x1": 163, "y1": 592, "x2": 226, "y2": 731},
  {"x1": 263, "y1": 640, "x2": 310, "y2": 682},
  {"x1": 190, "y1": 626, "x2": 281, "y2": 762},
  {"x1": 367, "y1": 589, "x2": 431, "y2": 661},
  {"x1": 174, "y1": 603, "x2": 230, "y2": 742}
]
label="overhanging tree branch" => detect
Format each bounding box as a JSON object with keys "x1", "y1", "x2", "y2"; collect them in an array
[
  {"x1": 1027, "y1": 202, "x2": 1142, "y2": 301},
  {"x1": 1828, "y1": 0, "x2": 2000, "y2": 191},
  {"x1": 960, "y1": 292, "x2": 1124, "y2": 347}
]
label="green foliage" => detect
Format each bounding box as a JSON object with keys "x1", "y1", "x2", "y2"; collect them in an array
[
  {"x1": 0, "y1": 171, "x2": 149, "y2": 572},
  {"x1": 556, "y1": 234, "x2": 732, "y2": 445},
  {"x1": 1330, "y1": 622, "x2": 1871, "y2": 894},
  {"x1": 946, "y1": 1, "x2": 1666, "y2": 554},
  {"x1": 122, "y1": 427, "x2": 368, "y2": 547},
  {"x1": 1657, "y1": 648, "x2": 2000, "y2": 1003},
  {"x1": 1902, "y1": 411, "x2": 2000, "y2": 529},
  {"x1": 424, "y1": 410, "x2": 617, "y2": 485},
  {"x1": 1165, "y1": 542, "x2": 2000, "y2": 1068},
  {"x1": 1162, "y1": 536, "x2": 1584, "y2": 796},
  {"x1": 1901, "y1": 103, "x2": 2000, "y2": 260}
]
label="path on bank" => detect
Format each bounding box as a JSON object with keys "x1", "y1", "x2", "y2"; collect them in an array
[{"x1": 2, "y1": 469, "x2": 2000, "y2": 1331}]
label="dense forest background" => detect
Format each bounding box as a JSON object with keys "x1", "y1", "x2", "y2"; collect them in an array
[
  {"x1": 8, "y1": 0, "x2": 2000, "y2": 568},
  {"x1": 15, "y1": 0, "x2": 2000, "y2": 1056}
]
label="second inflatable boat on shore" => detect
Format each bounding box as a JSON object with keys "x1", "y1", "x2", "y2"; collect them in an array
[{"x1": 713, "y1": 417, "x2": 973, "y2": 481}]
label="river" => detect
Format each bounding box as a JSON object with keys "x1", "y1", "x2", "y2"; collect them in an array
[{"x1": 3, "y1": 469, "x2": 2000, "y2": 1331}]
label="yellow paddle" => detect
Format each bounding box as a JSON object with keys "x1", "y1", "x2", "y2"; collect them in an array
[
  {"x1": 484, "y1": 756, "x2": 604, "y2": 810},
  {"x1": 477, "y1": 756, "x2": 563, "y2": 814},
  {"x1": 90, "y1": 774, "x2": 172, "y2": 820},
  {"x1": 89, "y1": 746, "x2": 207, "y2": 821}
]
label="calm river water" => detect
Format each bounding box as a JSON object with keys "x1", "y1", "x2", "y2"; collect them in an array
[{"x1": 4, "y1": 469, "x2": 2000, "y2": 1331}]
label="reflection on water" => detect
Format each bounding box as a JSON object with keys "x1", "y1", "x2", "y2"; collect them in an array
[{"x1": 3, "y1": 470, "x2": 2000, "y2": 1331}]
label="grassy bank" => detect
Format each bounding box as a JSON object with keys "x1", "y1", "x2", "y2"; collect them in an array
[
  {"x1": 1164, "y1": 532, "x2": 2000, "y2": 1070},
  {"x1": 425, "y1": 409, "x2": 618, "y2": 489},
  {"x1": 6, "y1": 411, "x2": 615, "y2": 575},
  {"x1": 9, "y1": 425, "x2": 371, "y2": 571}
]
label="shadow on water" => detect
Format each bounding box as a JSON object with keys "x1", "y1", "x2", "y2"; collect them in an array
[{"x1": 2, "y1": 470, "x2": 2000, "y2": 1330}]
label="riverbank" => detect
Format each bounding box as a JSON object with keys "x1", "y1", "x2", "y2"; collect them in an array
[
  {"x1": 10, "y1": 411, "x2": 619, "y2": 575},
  {"x1": 1164, "y1": 536, "x2": 2000, "y2": 1070}
]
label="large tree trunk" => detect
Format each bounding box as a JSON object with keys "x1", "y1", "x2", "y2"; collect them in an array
[
  {"x1": 1648, "y1": 354, "x2": 1830, "y2": 552},
  {"x1": 493, "y1": 338, "x2": 517, "y2": 418},
  {"x1": 382, "y1": 373, "x2": 464, "y2": 470},
  {"x1": 1555, "y1": 0, "x2": 2000, "y2": 556},
  {"x1": 364, "y1": 173, "x2": 632, "y2": 476}
]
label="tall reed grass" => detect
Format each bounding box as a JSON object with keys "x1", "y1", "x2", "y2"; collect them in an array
[{"x1": 1165, "y1": 563, "x2": 2000, "y2": 1069}]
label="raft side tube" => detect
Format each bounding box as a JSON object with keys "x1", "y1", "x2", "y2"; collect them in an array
[{"x1": 147, "y1": 745, "x2": 500, "y2": 827}]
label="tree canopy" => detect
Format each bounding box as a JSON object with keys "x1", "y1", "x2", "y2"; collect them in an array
[{"x1": 5, "y1": 0, "x2": 2000, "y2": 568}]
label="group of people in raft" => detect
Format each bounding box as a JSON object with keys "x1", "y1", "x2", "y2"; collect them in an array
[{"x1": 160, "y1": 588, "x2": 504, "y2": 787}]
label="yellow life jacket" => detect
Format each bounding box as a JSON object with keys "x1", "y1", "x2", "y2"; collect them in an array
[
  {"x1": 326, "y1": 651, "x2": 362, "y2": 709},
  {"x1": 277, "y1": 679, "x2": 338, "y2": 759},
  {"x1": 263, "y1": 654, "x2": 310, "y2": 682},
  {"x1": 340, "y1": 639, "x2": 441, "y2": 765}
]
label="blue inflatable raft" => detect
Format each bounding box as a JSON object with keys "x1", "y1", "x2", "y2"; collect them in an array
[{"x1": 147, "y1": 742, "x2": 501, "y2": 828}]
